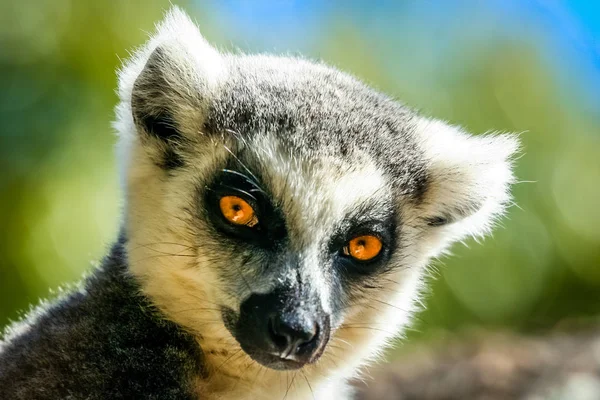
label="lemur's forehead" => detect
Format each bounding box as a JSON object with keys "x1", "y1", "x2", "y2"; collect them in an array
[
  {"x1": 230, "y1": 134, "x2": 392, "y2": 246},
  {"x1": 202, "y1": 54, "x2": 429, "y2": 200}
]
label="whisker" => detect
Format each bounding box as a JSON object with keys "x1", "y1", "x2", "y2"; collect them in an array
[
  {"x1": 130, "y1": 252, "x2": 196, "y2": 264},
  {"x1": 171, "y1": 307, "x2": 222, "y2": 314},
  {"x1": 282, "y1": 371, "x2": 297, "y2": 400},
  {"x1": 301, "y1": 371, "x2": 315, "y2": 400},
  {"x1": 222, "y1": 144, "x2": 261, "y2": 186},
  {"x1": 337, "y1": 326, "x2": 396, "y2": 336},
  {"x1": 129, "y1": 242, "x2": 197, "y2": 251},
  {"x1": 214, "y1": 348, "x2": 243, "y2": 373},
  {"x1": 184, "y1": 293, "x2": 224, "y2": 308},
  {"x1": 250, "y1": 364, "x2": 265, "y2": 391}
]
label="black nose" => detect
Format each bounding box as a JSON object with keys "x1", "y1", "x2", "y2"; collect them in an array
[
  {"x1": 268, "y1": 314, "x2": 319, "y2": 360},
  {"x1": 234, "y1": 289, "x2": 331, "y2": 369}
]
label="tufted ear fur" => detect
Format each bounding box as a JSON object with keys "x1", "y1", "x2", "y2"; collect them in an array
[
  {"x1": 114, "y1": 7, "x2": 226, "y2": 169},
  {"x1": 414, "y1": 117, "x2": 519, "y2": 244}
]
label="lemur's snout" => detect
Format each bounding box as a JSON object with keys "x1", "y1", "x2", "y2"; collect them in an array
[{"x1": 231, "y1": 288, "x2": 331, "y2": 370}]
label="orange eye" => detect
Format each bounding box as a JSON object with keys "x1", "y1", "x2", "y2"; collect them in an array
[
  {"x1": 343, "y1": 235, "x2": 383, "y2": 261},
  {"x1": 219, "y1": 196, "x2": 258, "y2": 227}
]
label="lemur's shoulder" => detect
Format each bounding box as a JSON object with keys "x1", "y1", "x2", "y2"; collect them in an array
[{"x1": 0, "y1": 237, "x2": 205, "y2": 400}]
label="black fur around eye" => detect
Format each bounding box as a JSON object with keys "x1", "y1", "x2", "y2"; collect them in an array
[
  {"x1": 342, "y1": 234, "x2": 383, "y2": 262},
  {"x1": 203, "y1": 169, "x2": 286, "y2": 248},
  {"x1": 336, "y1": 245, "x2": 389, "y2": 277},
  {"x1": 332, "y1": 220, "x2": 395, "y2": 277},
  {"x1": 205, "y1": 186, "x2": 263, "y2": 240},
  {"x1": 219, "y1": 195, "x2": 259, "y2": 227}
]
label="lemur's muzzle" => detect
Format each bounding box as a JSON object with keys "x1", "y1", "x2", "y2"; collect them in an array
[{"x1": 231, "y1": 287, "x2": 331, "y2": 370}]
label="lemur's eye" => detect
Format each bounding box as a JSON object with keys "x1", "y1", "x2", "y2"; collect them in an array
[
  {"x1": 219, "y1": 196, "x2": 258, "y2": 227},
  {"x1": 343, "y1": 235, "x2": 383, "y2": 261}
]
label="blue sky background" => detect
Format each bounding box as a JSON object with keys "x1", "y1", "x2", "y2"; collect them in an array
[{"x1": 204, "y1": 0, "x2": 599, "y2": 114}]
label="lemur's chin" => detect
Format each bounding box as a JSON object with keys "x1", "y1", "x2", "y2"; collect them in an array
[
  {"x1": 237, "y1": 336, "x2": 329, "y2": 371},
  {"x1": 245, "y1": 350, "x2": 309, "y2": 371}
]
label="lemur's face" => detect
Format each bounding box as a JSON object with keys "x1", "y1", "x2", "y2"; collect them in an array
[
  {"x1": 116, "y1": 9, "x2": 517, "y2": 381},
  {"x1": 200, "y1": 141, "x2": 398, "y2": 370}
]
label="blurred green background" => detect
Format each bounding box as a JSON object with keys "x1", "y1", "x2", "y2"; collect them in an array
[{"x1": 1, "y1": 0, "x2": 599, "y2": 351}]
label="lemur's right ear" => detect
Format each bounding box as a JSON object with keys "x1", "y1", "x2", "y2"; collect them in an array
[
  {"x1": 115, "y1": 7, "x2": 225, "y2": 149},
  {"x1": 414, "y1": 117, "x2": 519, "y2": 244}
]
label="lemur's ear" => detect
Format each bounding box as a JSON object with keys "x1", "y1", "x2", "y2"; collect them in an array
[
  {"x1": 115, "y1": 7, "x2": 225, "y2": 149},
  {"x1": 415, "y1": 117, "x2": 519, "y2": 240}
]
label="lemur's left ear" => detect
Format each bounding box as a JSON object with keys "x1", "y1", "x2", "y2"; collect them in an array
[
  {"x1": 115, "y1": 7, "x2": 225, "y2": 149},
  {"x1": 415, "y1": 117, "x2": 520, "y2": 240}
]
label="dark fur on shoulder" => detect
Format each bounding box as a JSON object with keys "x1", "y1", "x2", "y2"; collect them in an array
[{"x1": 0, "y1": 237, "x2": 205, "y2": 399}]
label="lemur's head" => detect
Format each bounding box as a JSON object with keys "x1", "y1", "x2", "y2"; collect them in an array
[{"x1": 116, "y1": 7, "x2": 518, "y2": 385}]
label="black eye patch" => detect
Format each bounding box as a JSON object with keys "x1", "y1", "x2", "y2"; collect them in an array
[
  {"x1": 329, "y1": 213, "x2": 397, "y2": 277},
  {"x1": 203, "y1": 168, "x2": 287, "y2": 248}
]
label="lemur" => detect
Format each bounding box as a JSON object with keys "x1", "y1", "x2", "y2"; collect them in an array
[{"x1": 0, "y1": 7, "x2": 519, "y2": 400}]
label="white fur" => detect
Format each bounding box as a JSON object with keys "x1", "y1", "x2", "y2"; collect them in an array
[{"x1": 413, "y1": 117, "x2": 519, "y2": 257}]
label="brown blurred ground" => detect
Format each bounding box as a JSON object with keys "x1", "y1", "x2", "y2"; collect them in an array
[{"x1": 356, "y1": 322, "x2": 600, "y2": 400}]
